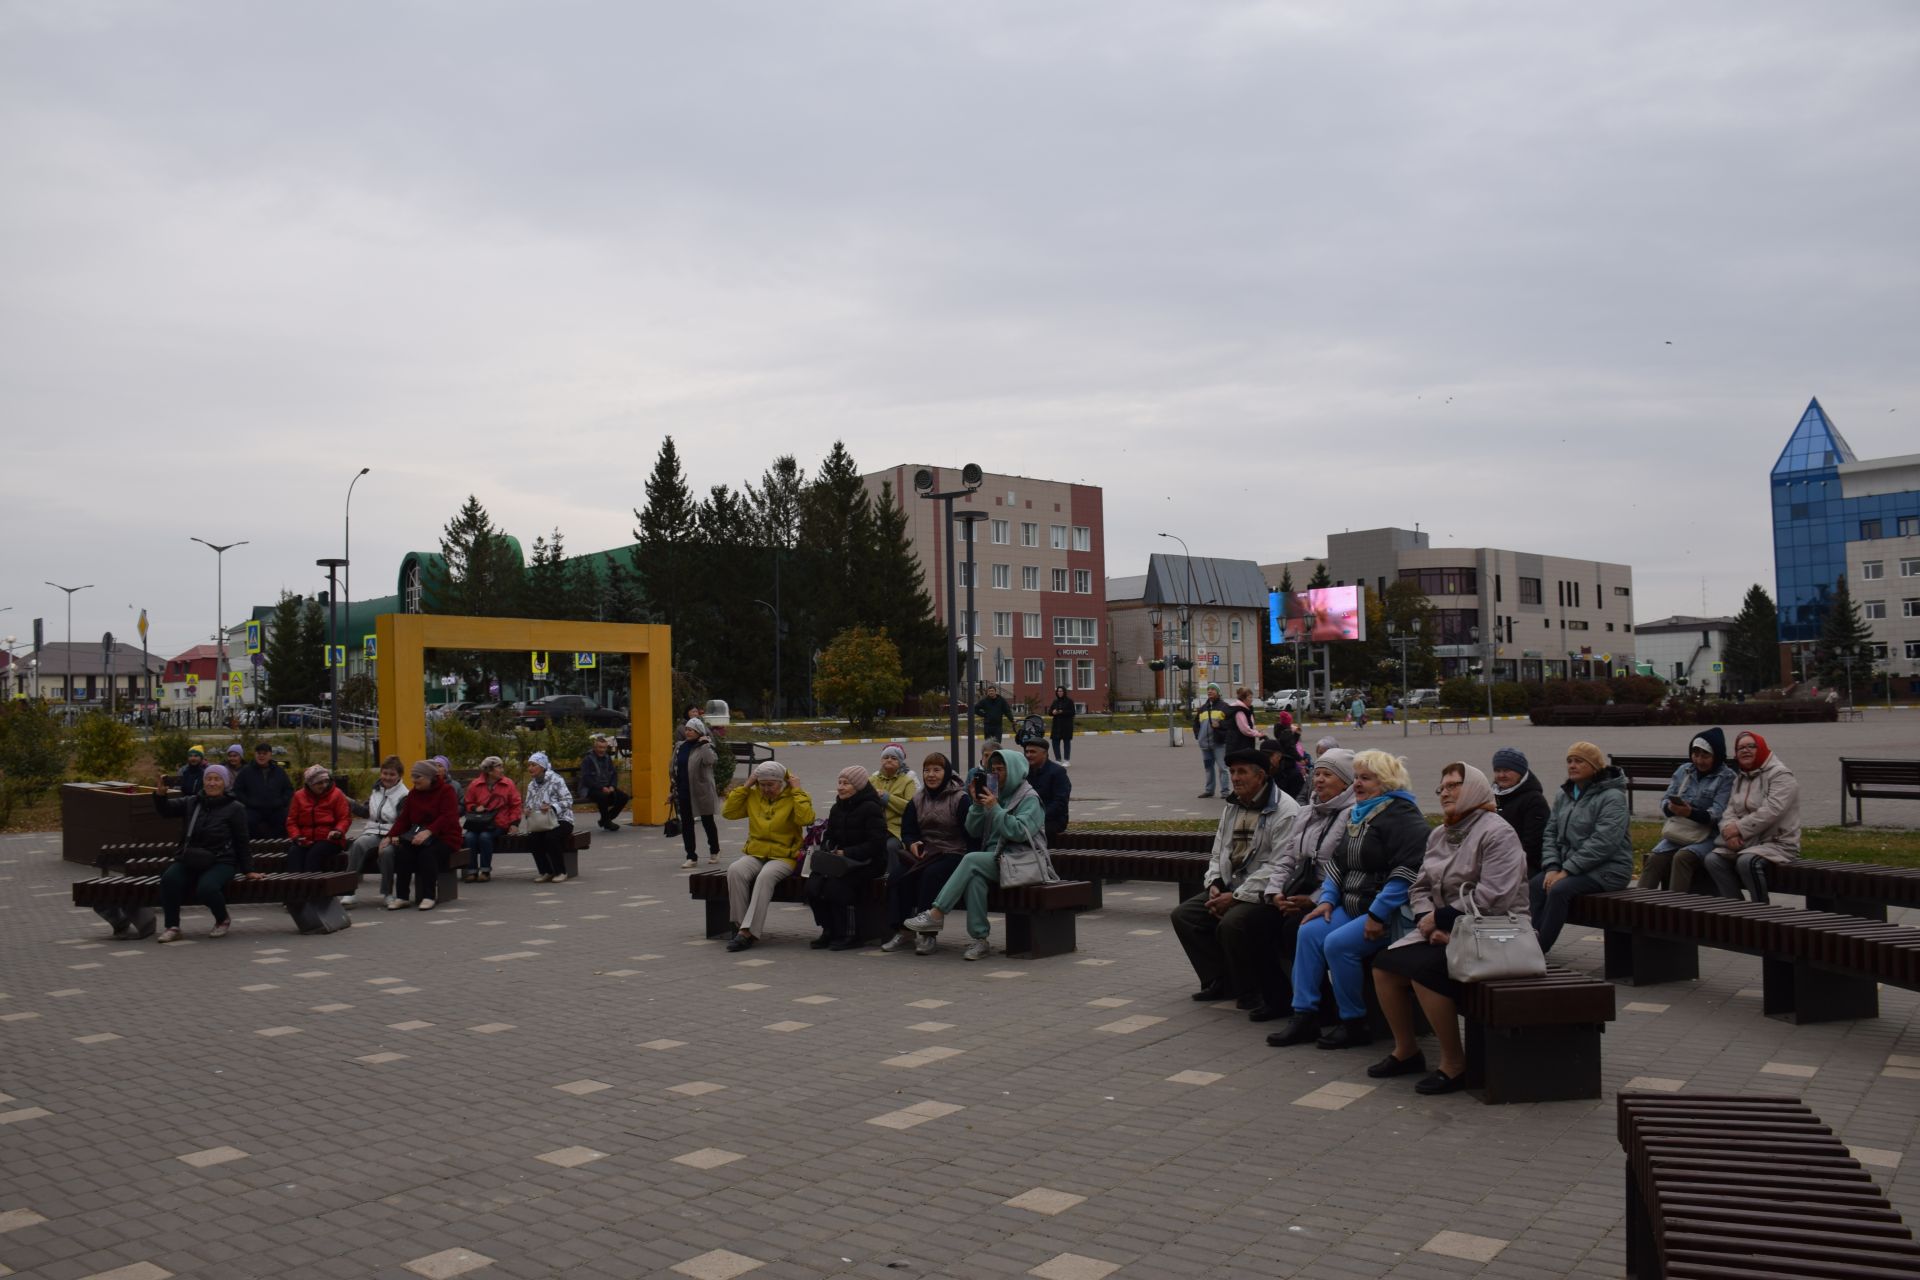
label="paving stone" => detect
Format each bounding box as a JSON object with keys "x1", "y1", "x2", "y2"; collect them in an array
[
  {"x1": 1623, "y1": 1077, "x2": 1688, "y2": 1092},
  {"x1": 0, "y1": 1208, "x2": 49, "y2": 1233},
  {"x1": 356, "y1": 1052, "x2": 409, "y2": 1064},
  {"x1": 1005, "y1": 1188, "x2": 1087, "y2": 1216},
  {"x1": 668, "y1": 1082, "x2": 727, "y2": 1097},
  {"x1": 1622, "y1": 1002, "x2": 1669, "y2": 1014},
  {"x1": 1166, "y1": 1070, "x2": 1222, "y2": 1086},
  {"x1": 639, "y1": 1038, "x2": 686, "y2": 1050},
  {"x1": 534, "y1": 1146, "x2": 607, "y2": 1168},
  {"x1": 1094, "y1": 1015, "x2": 1166, "y2": 1034},
  {"x1": 1421, "y1": 1230, "x2": 1508, "y2": 1262},
  {"x1": 0, "y1": 1108, "x2": 54, "y2": 1124},
  {"x1": 554, "y1": 1080, "x2": 612, "y2": 1096},
  {"x1": 1028, "y1": 1253, "x2": 1120, "y2": 1280},
  {"x1": 468, "y1": 1023, "x2": 514, "y2": 1034},
  {"x1": 670, "y1": 1148, "x2": 746, "y2": 1170},
  {"x1": 1850, "y1": 1146, "x2": 1904, "y2": 1169},
  {"x1": 74, "y1": 1033, "x2": 122, "y2": 1045},
  {"x1": 907, "y1": 1021, "x2": 955, "y2": 1032},
  {"x1": 176, "y1": 1146, "x2": 248, "y2": 1168},
  {"x1": 80, "y1": 1265, "x2": 173, "y2": 1280},
  {"x1": 763, "y1": 1021, "x2": 812, "y2": 1032},
  {"x1": 1760, "y1": 1061, "x2": 1819, "y2": 1078},
  {"x1": 671, "y1": 1251, "x2": 763, "y2": 1280},
  {"x1": 404, "y1": 1248, "x2": 495, "y2": 1278}
]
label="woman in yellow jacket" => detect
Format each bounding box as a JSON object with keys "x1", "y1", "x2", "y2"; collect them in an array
[
  {"x1": 721, "y1": 760, "x2": 815, "y2": 951},
  {"x1": 873, "y1": 744, "x2": 919, "y2": 839}
]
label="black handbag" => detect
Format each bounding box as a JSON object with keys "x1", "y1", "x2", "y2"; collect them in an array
[{"x1": 463, "y1": 811, "x2": 495, "y2": 833}]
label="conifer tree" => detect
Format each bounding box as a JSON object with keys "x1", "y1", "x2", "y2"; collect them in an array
[{"x1": 1723, "y1": 584, "x2": 1780, "y2": 694}]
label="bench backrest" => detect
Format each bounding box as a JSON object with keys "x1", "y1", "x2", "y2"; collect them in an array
[{"x1": 1840, "y1": 757, "x2": 1920, "y2": 786}]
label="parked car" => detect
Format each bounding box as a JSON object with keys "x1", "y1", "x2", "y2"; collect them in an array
[
  {"x1": 518, "y1": 695, "x2": 627, "y2": 731},
  {"x1": 1262, "y1": 689, "x2": 1310, "y2": 713},
  {"x1": 428, "y1": 701, "x2": 476, "y2": 722},
  {"x1": 1401, "y1": 687, "x2": 1440, "y2": 709},
  {"x1": 459, "y1": 700, "x2": 526, "y2": 725}
]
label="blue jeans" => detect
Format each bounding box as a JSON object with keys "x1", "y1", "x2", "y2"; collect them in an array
[
  {"x1": 1291, "y1": 906, "x2": 1388, "y2": 1020},
  {"x1": 470, "y1": 826, "x2": 497, "y2": 872},
  {"x1": 1199, "y1": 745, "x2": 1222, "y2": 795}
]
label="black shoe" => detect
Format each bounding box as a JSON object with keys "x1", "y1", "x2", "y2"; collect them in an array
[
  {"x1": 809, "y1": 930, "x2": 833, "y2": 950},
  {"x1": 1190, "y1": 982, "x2": 1229, "y2": 1002},
  {"x1": 829, "y1": 936, "x2": 862, "y2": 951},
  {"x1": 1197, "y1": 792, "x2": 1215, "y2": 799},
  {"x1": 1265, "y1": 1013, "x2": 1320, "y2": 1047},
  {"x1": 1316, "y1": 1018, "x2": 1374, "y2": 1050},
  {"x1": 1246, "y1": 1004, "x2": 1287, "y2": 1023},
  {"x1": 725, "y1": 933, "x2": 755, "y2": 952},
  {"x1": 1235, "y1": 994, "x2": 1260, "y2": 1010},
  {"x1": 1367, "y1": 1050, "x2": 1428, "y2": 1079},
  {"x1": 1415, "y1": 1069, "x2": 1468, "y2": 1096}
]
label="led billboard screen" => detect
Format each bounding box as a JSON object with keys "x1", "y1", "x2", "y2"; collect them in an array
[{"x1": 1269, "y1": 585, "x2": 1367, "y2": 644}]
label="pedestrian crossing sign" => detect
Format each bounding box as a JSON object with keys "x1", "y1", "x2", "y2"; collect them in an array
[
  {"x1": 228, "y1": 673, "x2": 243, "y2": 695},
  {"x1": 574, "y1": 653, "x2": 597, "y2": 669},
  {"x1": 245, "y1": 620, "x2": 262, "y2": 654},
  {"x1": 324, "y1": 644, "x2": 345, "y2": 668},
  {"x1": 1710, "y1": 661, "x2": 1724, "y2": 674},
  {"x1": 530, "y1": 651, "x2": 550, "y2": 676},
  {"x1": 364, "y1": 635, "x2": 377, "y2": 659}
]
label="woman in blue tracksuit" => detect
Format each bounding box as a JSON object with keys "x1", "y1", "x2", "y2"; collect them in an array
[{"x1": 1266, "y1": 749, "x2": 1426, "y2": 1052}]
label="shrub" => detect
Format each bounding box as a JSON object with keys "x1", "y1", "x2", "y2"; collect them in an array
[
  {"x1": 150, "y1": 724, "x2": 192, "y2": 777},
  {"x1": 813, "y1": 627, "x2": 908, "y2": 729},
  {"x1": 427, "y1": 717, "x2": 519, "y2": 775},
  {"x1": 70, "y1": 713, "x2": 138, "y2": 781},
  {"x1": 0, "y1": 701, "x2": 69, "y2": 823}
]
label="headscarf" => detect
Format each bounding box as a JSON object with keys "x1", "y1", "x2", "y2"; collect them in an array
[
  {"x1": 838, "y1": 765, "x2": 871, "y2": 791},
  {"x1": 684, "y1": 718, "x2": 708, "y2": 736},
  {"x1": 1736, "y1": 730, "x2": 1771, "y2": 770},
  {"x1": 1442, "y1": 763, "x2": 1497, "y2": 827},
  {"x1": 202, "y1": 764, "x2": 231, "y2": 788},
  {"x1": 303, "y1": 764, "x2": 331, "y2": 789},
  {"x1": 430, "y1": 755, "x2": 452, "y2": 774},
  {"x1": 409, "y1": 760, "x2": 436, "y2": 784},
  {"x1": 527, "y1": 751, "x2": 551, "y2": 771},
  {"x1": 753, "y1": 760, "x2": 787, "y2": 783}
]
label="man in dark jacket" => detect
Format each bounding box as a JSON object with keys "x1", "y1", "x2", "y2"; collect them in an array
[
  {"x1": 177, "y1": 745, "x2": 208, "y2": 796},
  {"x1": 972, "y1": 684, "x2": 1014, "y2": 741},
  {"x1": 1490, "y1": 747, "x2": 1551, "y2": 875},
  {"x1": 576, "y1": 736, "x2": 629, "y2": 832},
  {"x1": 1021, "y1": 737, "x2": 1072, "y2": 837},
  {"x1": 231, "y1": 742, "x2": 293, "y2": 841}
]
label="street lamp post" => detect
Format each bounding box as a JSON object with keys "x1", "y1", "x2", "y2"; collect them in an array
[
  {"x1": 912, "y1": 465, "x2": 984, "y2": 767},
  {"x1": 1472, "y1": 626, "x2": 1496, "y2": 734},
  {"x1": 189, "y1": 538, "x2": 248, "y2": 723},
  {"x1": 317, "y1": 558, "x2": 348, "y2": 772},
  {"x1": 1387, "y1": 620, "x2": 1420, "y2": 739},
  {"x1": 955, "y1": 510, "x2": 990, "y2": 771},
  {"x1": 752, "y1": 599, "x2": 781, "y2": 717},
  {"x1": 1149, "y1": 608, "x2": 1174, "y2": 745},
  {"x1": 345, "y1": 467, "x2": 370, "y2": 673},
  {"x1": 44, "y1": 581, "x2": 93, "y2": 710}
]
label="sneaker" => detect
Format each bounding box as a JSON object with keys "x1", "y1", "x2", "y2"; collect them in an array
[
  {"x1": 417, "y1": 899, "x2": 435, "y2": 911},
  {"x1": 385, "y1": 898, "x2": 409, "y2": 910},
  {"x1": 681, "y1": 859, "x2": 698, "y2": 869},
  {"x1": 962, "y1": 938, "x2": 990, "y2": 961},
  {"x1": 534, "y1": 874, "x2": 553, "y2": 883},
  {"x1": 879, "y1": 930, "x2": 913, "y2": 953},
  {"x1": 914, "y1": 932, "x2": 936, "y2": 956},
  {"x1": 339, "y1": 894, "x2": 358, "y2": 909},
  {"x1": 551, "y1": 874, "x2": 568, "y2": 884},
  {"x1": 209, "y1": 921, "x2": 230, "y2": 938},
  {"x1": 708, "y1": 853, "x2": 719, "y2": 864},
  {"x1": 903, "y1": 910, "x2": 944, "y2": 934},
  {"x1": 155, "y1": 927, "x2": 181, "y2": 944}
]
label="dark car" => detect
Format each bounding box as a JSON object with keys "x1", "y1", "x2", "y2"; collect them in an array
[
  {"x1": 459, "y1": 700, "x2": 527, "y2": 726},
  {"x1": 519, "y1": 695, "x2": 626, "y2": 731}
]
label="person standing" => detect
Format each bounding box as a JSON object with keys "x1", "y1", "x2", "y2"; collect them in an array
[
  {"x1": 1349, "y1": 695, "x2": 1368, "y2": 729},
  {"x1": 177, "y1": 745, "x2": 207, "y2": 796},
  {"x1": 521, "y1": 752, "x2": 577, "y2": 883},
  {"x1": 1528, "y1": 742, "x2": 1632, "y2": 950},
  {"x1": 285, "y1": 765, "x2": 350, "y2": 873},
  {"x1": 1222, "y1": 687, "x2": 1260, "y2": 758},
  {"x1": 381, "y1": 760, "x2": 460, "y2": 910},
  {"x1": 1047, "y1": 686, "x2": 1077, "y2": 766},
  {"x1": 150, "y1": 766, "x2": 259, "y2": 942},
  {"x1": 972, "y1": 684, "x2": 1014, "y2": 742},
  {"x1": 461, "y1": 756, "x2": 523, "y2": 882},
  {"x1": 671, "y1": 720, "x2": 721, "y2": 867},
  {"x1": 1192, "y1": 684, "x2": 1230, "y2": 799},
  {"x1": 578, "y1": 734, "x2": 630, "y2": 833},
  {"x1": 1490, "y1": 747, "x2": 1550, "y2": 876},
  {"x1": 232, "y1": 742, "x2": 292, "y2": 844}
]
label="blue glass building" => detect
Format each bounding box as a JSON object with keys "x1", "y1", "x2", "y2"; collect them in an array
[{"x1": 1770, "y1": 397, "x2": 1920, "y2": 643}]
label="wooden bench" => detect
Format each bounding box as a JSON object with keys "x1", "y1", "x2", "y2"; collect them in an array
[
  {"x1": 1426, "y1": 718, "x2": 1473, "y2": 735},
  {"x1": 1459, "y1": 965, "x2": 1616, "y2": 1104},
  {"x1": 1567, "y1": 889, "x2": 1920, "y2": 1024},
  {"x1": 685, "y1": 867, "x2": 1094, "y2": 959},
  {"x1": 1840, "y1": 757, "x2": 1920, "y2": 826},
  {"x1": 1619, "y1": 1093, "x2": 1918, "y2": 1278},
  {"x1": 1769, "y1": 859, "x2": 1920, "y2": 923},
  {"x1": 485, "y1": 829, "x2": 593, "y2": 878},
  {"x1": 97, "y1": 840, "x2": 473, "y2": 901},
  {"x1": 1046, "y1": 831, "x2": 1212, "y2": 907},
  {"x1": 1837, "y1": 705, "x2": 1865, "y2": 722},
  {"x1": 72, "y1": 871, "x2": 360, "y2": 938},
  {"x1": 1611, "y1": 755, "x2": 1687, "y2": 815}
]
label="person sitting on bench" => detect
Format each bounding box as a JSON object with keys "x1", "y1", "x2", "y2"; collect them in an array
[
  {"x1": 579, "y1": 734, "x2": 630, "y2": 834},
  {"x1": 902, "y1": 747, "x2": 1048, "y2": 963},
  {"x1": 806, "y1": 766, "x2": 890, "y2": 951},
  {"x1": 1699, "y1": 731, "x2": 1800, "y2": 904},
  {"x1": 344, "y1": 756, "x2": 408, "y2": 905},
  {"x1": 462, "y1": 756, "x2": 523, "y2": 882},
  {"x1": 1490, "y1": 747, "x2": 1549, "y2": 876},
  {"x1": 720, "y1": 762, "x2": 815, "y2": 952},
  {"x1": 872, "y1": 744, "x2": 918, "y2": 839},
  {"x1": 1252, "y1": 748, "x2": 1358, "y2": 1021},
  {"x1": 1529, "y1": 742, "x2": 1631, "y2": 951},
  {"x1": 286, "y1": 764, "x2": 350, "y2": 873},
  {"x1": 381, "y1": 760, "x2": 460, "y2": 910},
  {"x1": 1372, "y1": 763, "x2": 1530, "y2": 1096},
  {"x1": 879, "y1": 753, "x2": 971, "y2": 956},
  {"x1": 151, "y1": 765, "x2": 260, "y2": 943},
  {"x1": 521, "y1": 752, "x2": 577, "y2": 884},
  {"x1": 1641, "y1": 729, "x2": 1732, "y2": 892}
]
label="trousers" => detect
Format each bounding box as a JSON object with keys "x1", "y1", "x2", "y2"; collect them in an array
[
  {"x1": 393, "y1": 837, "x2": 451, "y2": 901},
  {"x1": 527, "y1": 822, "x2": 574, "y2": 877},
  {"x1": 727, "y1": 855, "x2": 795, "y2": 935},
  {"x1": 1528, "y1": 869, "x2": 1608, "y2": 951},
  {"x1": 346, "y1": 833, "x2": 394, "y2": 896},
  {"x1": 286, "y1": 840, "x2": 333, "y2": 873},
  {"x1": 931, "y1": 849, "x2": 1000, "y2": 940},
  {"x1": 1198, "y1": 745, "x2": 1224, "y2": 796},
  {"x1": 1702, "y1": 849, "x2": 1773, "y2": 903},
  {"x1": 1638, "y1": 839, "x2": 1713, "y2": 893},
  {"x1": 886, "y1": 847, "x2": 964, "y2": 929},
  {"x1": 679, "y1": 812, "x2": 719, "y2": 858},
  {"x1": 1051, "y1": 735, "x2": 1072, "y2": 762},
  {"x1": 1291, "y1": 906, "x2": 1387, "y2": 1020},
  {"x1": 160, "y1": 861, "x2": 238, "y2": 928},
  {"x1": 1170, "y1": 894, "x2": 1294, "y2": 1007}
]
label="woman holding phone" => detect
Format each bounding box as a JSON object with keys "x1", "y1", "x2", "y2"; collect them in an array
[{"x1": 903, "y1": 747, "x2": 1046, "y2": 961}]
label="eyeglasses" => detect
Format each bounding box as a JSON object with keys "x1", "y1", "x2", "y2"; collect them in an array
[{"x1": 1436, "y1": 780, "x2": 1463, "y2": 796}]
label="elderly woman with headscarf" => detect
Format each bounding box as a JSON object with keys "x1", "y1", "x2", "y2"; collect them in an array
[
  {"x1": 671, "y1": 721, "x2": 720, "y2": 868},
  {"x1": 380, "y1": 759, "x2": 461, "y2": 910},
  {"x1": 1249, "y1": 748, "x2": 1358, "y2": 1021},
  {"x1": 521, "y1": 751, "x2": 577, "y2": 883},
  {"x1": 1693, "y1": 730, "x2": 1800, "y2": 903},
  {"x1": 720, "y1": 761, "x2": 815, "y2": 951},
  {"x1": 344, "y1": 756, "x2": 409, "y2": 905},
  {"x1": 150, "y1": 764, "x2": 260, "y2": 942},
  {"x1": 805, "y1": 765, "x2": 892, "y2": 950},
  {"x1": 1371, "y1": 763, "x2": 1531, "y2": 1095},
  {"x1": 461, "y1": 755, "x2": 523, "y2": 882},
  {"x1": 872, "y1": 744, "x2": 918, "y2": 840},
  {"x1": 286, "y1": 764, "x2": 351, "y2": 874}
]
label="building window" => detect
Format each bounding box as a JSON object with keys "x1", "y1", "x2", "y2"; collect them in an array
[
  {"x1": 1023, "y1": 612, "x2": 1041, "y2": 638},
  {"x1": 1053, "y1": 617, "x2": 1097, "y2": 645},
  {"x1": 1605, "y1": 622, "x2": 1615, "y2": 631},
  {"x1": 1905, "y1": 599, "x2": 1920, "y2": 618},
  {"x1": 1863, "y1": 561, "x2": 1884, "y2": 580},
  {"x1": 1902, "y1": 559, "x2": 1920, "y2": 577},
  {"x1": 1020, "y1": 522, "x2": 1039, "y2": 547},
  {"x1": 1431, "y1": 609, "x2": 1478, "y2": 645},
  {"x1": 1229, "y1": 617, "x2": 1242, "y2": 642},
  {"x1": 1518, "y1": 577, "x2": 1542, "y2": 605},
  {"x1": 1899, "y1": 516, "x2": 1918, "y2": 537},
  {"x1": 1230, "y1": 662, "x2": 1242, "y2": 684},
  {"x1": 1051, "y1": 567, "x2": 1069, "y2": 592},
  {"x1": 1024, "y1": 658, "x2": 1045, "y2": 684},
  {"x1": 957, "y1": 562, "x2": 974, "y2": 587},
  {"x1": 1076, "y1": 659, "x2": 1095, "y2": 690},
  {"x1": 1071, "y1": 526, "x2": 1090, "y2": 552},
  {"x1": 1073, "y1": 569, "x2": 1091, "y2": 594},
  {"x1": 1865, "y1": 600, "x2": 1887, "y2": 619},
  {"x1": 990, "y1": 519, "x2": 1009, "y2": 545},
  {"x1": 995, "y1": 655, "x2": 1014, "y2": 684},
  {"x1": 1022, "y1": 566, "x2": 1039, "y2": 591},
  {"x1": 1614, "y1": 586, "x2": 1631, "y2": 596},
  {"x1": 962, "y1": 611, "x2": 978, "y2": 638},
  {"x1": 991, "y1": 563, "x2": 1010, "y2": 589},
  {"x1": 992, "y1": 611, "x2": 1012, "y2": 637},
  {"x1": 1398, "y1": 567, "x2": 1478, "y2": 596},
  {"x1": 1055, "y1": 658, "x2": 1072, "y2": 690},
  {"x1": 1567, "y1": 620, "x2": 1590, "y2": 631},
  {"x1": 1050, "y1": 524, "x2": 1068, "y2": 550},
  {"x1": 1907, "y1": 641, "x2": 1920, "y2": 661},
  {"x1": 1862, "y1": 519, "x2": 1884, "y2": 539},
  {"x1": 1869, "y1": 642, "x2": 1888, "y2": 660}
]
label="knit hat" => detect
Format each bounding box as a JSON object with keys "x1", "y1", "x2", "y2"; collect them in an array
[
  {"x1": 838, "y1": 765, "x2": 871, "y2": 790},
  {"x1": 684, "y1": 718, "x2": 708, "y2": 736},
  {"x1": 188, "y1": 745, "x2": 205, "y2": 758},
  {"x1": 526, "y1": 751, "x2": 551, "y2": 770},
  {"x1": 202, "y1": 764, "x2": 231, "y2": 788},
  {"x1": 753, "y1": 760, "x2": 787, "y2": 783},
  {"x1": 303, "y1": 764, "x2": 331, "y2": 787},
  {"x1": 409, "y1": 760, "x2": 435, "y2": 783},
  {"x1": 880, "y1": 744, "x2": 907, "y2": 764},
  {"x1": 226, "y1": 744, "x2": 244, "y2": 757},
  {"x1": 1313, "y1": 748, "x2": 1357, "y2": 786},
  {"x1": 430, "y1": 755, "x2": 451, "y2": 773},
  {"x1": 1567, "y1": 741, "x2": 1608, "y2": 772},
  {"x1": 1491, "y1": 747, "x2": 1529, "y2": 775}
]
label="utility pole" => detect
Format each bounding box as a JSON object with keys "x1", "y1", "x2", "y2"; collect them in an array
[
  {"x1": 912, "y1": 465, "x2": 984, "y2": 766},
  {"x1": 189, "y1": 538, "x2": 247, "y2": 723},
  {"x1": 318, "y1": 558, "x2": 347, "y2": 772}
]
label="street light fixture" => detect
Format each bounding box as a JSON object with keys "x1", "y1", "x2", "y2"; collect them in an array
[
  {"x1": 44, "y1": 581, "x2": 93, "y2": 710},
  {"x1": 345, "y1": 467, "x2": 370, "y2": 666},
  {"x1": 190, "y1": 538, "x2": 248, "y2": 722},
  {"x1": 912, "y1": 464, "x2": 984, "y2": 765}
]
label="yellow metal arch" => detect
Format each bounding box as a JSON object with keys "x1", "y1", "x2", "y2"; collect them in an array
[{"x1": 374, "y1": 614, "x2": 673, "y2": 823}]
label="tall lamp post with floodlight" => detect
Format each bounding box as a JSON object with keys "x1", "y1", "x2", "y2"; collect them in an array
[
  {"x1": 317, "y1": 558, "x2": 347, "y2": 771},
  {"x1": 1387, "y1": 619, "x2": 1421, "y2": 739},
  {"x1": 1470, "y1": 626, "x2": 1496, "y2": 733},
  {"x1": 1147, "y1": 607, "x2": 1194, "y2": 746},
  {"x1": 954, "y1": 510, "x2": 990, "y2": 770},
  {"x1": 190, "y1": 538, "x2": 247, "y2": 722},
  {"x1": 912, "y1": 464, "x2": 984, "y2": 767},
  {"x1": 44, "y1": 581, "x2": 93, "y2": 710},
  {"x1": 345, "y1": 467, "x2": 370, "y2": 666}
]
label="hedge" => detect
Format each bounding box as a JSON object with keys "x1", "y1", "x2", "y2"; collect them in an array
[{"x1": 1528, "y1": 700, "x2": 1838, "y2": 727}]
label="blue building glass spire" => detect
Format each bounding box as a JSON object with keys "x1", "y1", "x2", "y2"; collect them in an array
[{"x1": 1770, "y1": 398, "x2": 1856, "y2": 477}]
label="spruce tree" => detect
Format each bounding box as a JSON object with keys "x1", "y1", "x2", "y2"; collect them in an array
[
  {"x1": 1813, "y1": 574, "x2": 1876, "y2": 689},
  {"x1": 260, "y1": 592, "x2": 309, "y2": 708},
  {"x1": 865, "y1": 480, "x2": 946, "y2": 692},
  {"x1": 295, "y1": 597, "x2": 330, "y2": 707},
  {"x1": 1723, "y1": 584, "x2": 1780, "y2": 694},
  {"x1": 634, "y1": 437, "x2": 699, "y2": 628},
  {"x1": 1308, "y1": 561, "x2": 1331, "y2": 589}
]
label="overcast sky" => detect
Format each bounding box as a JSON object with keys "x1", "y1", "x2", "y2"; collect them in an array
[{"x1": 4, "y1": 0, "x2": 1916, "y2": 658}]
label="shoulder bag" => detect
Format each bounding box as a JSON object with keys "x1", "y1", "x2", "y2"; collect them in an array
[
  {"x1": 1446, "y1": 885, "x2": 1547, "y2": 982},
  {"x1": 1660, "y1": 814, "x2": 1712, "y2": 846},
  {"x1": 994, "y1": 783, "x2": 1059, "y2": 888},
  {"x1": 175, "y1": 804, "x2": 216, "y2": 873}
]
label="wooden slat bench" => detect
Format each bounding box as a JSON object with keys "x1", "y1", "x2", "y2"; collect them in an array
[
  {"x1": 1048, "y1": 831, "x2": 1211, "y2": 907},
  {"x1": 99, "y1": 840, "x2": 472, "y2": 901},
  {"x1": 72, "y1": 871, "x2": 360, "y2": 938},
  {"x1": 685, "y1": 867, "x2": 1094, "y2": 959},
  {"x1": 1611, "y1": 755, "x2": 1688, "y2": 815},
  {"x1": 1426, "y1": 718, "x2": 1473, "y2": 734},
  {"x1": 1769, "y1": 859, "x2": 1920, "y2": 922},
  {"x1": 1567, "y1": 889, "x2": 1920, "y2": 1024},
  {"x1": 1619, "y1": 1093, "x2": 1918, "y2": 1278},
  {"x1": 1840, "y1": 757, "x2": 1920, "y2": 827},
  {"x1": 1458, "y1": 965, "x2": 1616, "y2": 1104},
  {"x1": 484, "y1": 829, "x2": 593, "y2": 878}
]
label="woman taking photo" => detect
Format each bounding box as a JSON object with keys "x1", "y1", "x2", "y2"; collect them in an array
[
  {"x1": 903, "y1": 747, "x2": 1047, "y2": 962},
  {"x1": 150, "y1": 765, "x2": 260, "y2": 942}
]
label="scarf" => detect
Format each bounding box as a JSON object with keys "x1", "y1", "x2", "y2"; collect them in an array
[
  {"x1": 1351, "y1": 789, "x2": 1418, "y2": 823},
  {"x1": 1443, "y1": 765, "x2": 1498, "y2": 845},
  {"x1": 1737, "y1": 730, "x2": 1772, "y2": 770},
  {"x1": 1492, "y1": 770, "x2": 1531, "y2": 798}
]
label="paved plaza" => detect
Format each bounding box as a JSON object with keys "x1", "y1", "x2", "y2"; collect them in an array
[{"x1": 3, "y1": 720, "x2": 1918, "y2": 1279}]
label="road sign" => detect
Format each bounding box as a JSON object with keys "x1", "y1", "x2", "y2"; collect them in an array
[
  {"x1": 186, "y1": 674, "x2": 199, "y2": 690},
  {"x1": 364, "y1": 635, "x2": 377, "y2": 659},
  {"x1": 137, "y1": 609, "x2": 148, "y2": 640},
  {"x1": 323, "y1": 644, "x2": 345, "y2": 668},
  {"x1": 228, "y1": 673, "x2": 243, "y2": 696},
  {"x1": 1600, "y1": 653, "x2": 1612, "y2": 664},
  {"x1": 1710, "y1": 661, "x2": 1725, "y2": 674},
  {"x1": 574, "y1": 652, "x2": 596, "y2": 670},
  {"x1": 245, "y1": 620, "x2": 262, "y2": 655},
  {"x1": 440, "y1": 675, "x2": 458, "y2": 687},
  {"x1": 530, "y1": 651, "x2": 550, "y2": 676}
]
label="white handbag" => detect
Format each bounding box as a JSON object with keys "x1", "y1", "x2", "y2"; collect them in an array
[{"x1": 1446, "y1": 886, "x2": 1547, "y2": 982}]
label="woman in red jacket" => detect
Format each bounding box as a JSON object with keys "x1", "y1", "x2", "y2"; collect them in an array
[
  {"x1": 461, "y1": 755, "x2": 523, "y2": 883},
  {"x1": 286, "y1": 765, "x2": 352, "y2": 873},
  {"x1": 380, "y1": 759, "x2": 461, "y2": 910}
]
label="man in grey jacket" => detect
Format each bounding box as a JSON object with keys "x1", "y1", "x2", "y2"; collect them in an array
[{"x1": 1169, "y1": 748, "x2": 1302, "y2": 1011}]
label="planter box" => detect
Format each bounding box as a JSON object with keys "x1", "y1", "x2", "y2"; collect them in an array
[{"x1": 60, "y1": 782, "x2": 175, "y2": 866}]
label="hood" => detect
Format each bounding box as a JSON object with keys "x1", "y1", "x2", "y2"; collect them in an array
[
  {"x1": 992, "y1": 746, "x2": 1029, "y2": 791},
  {"x1": 1686, "y1": 727, "x2": 1729, "y2": 773}
]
